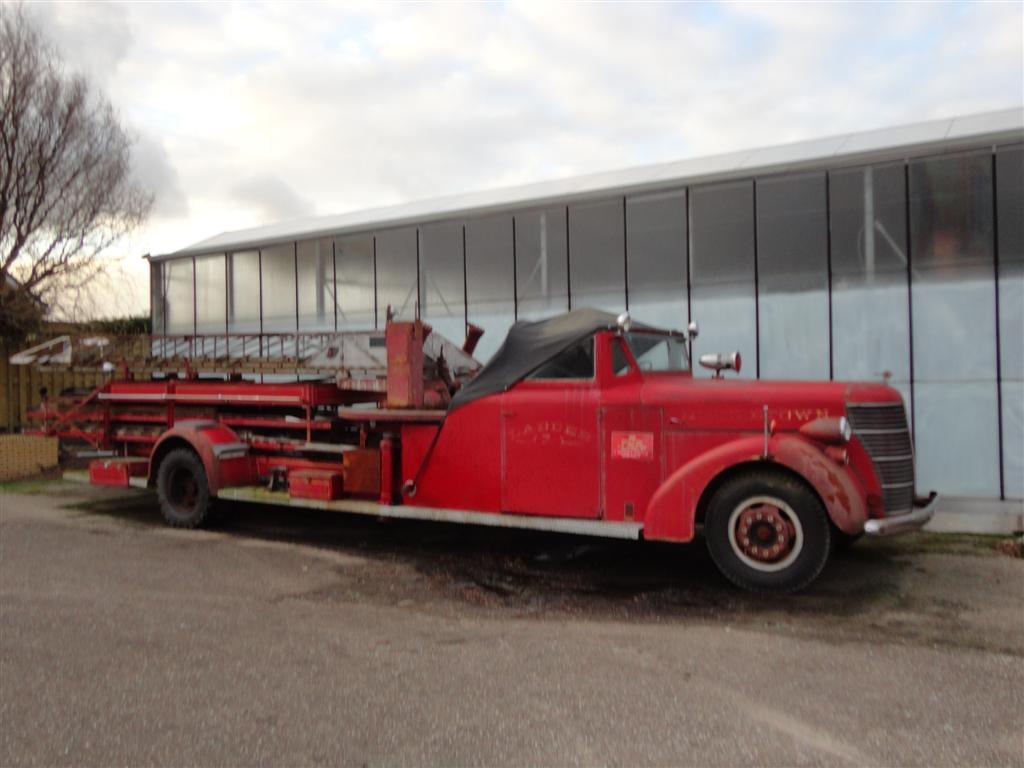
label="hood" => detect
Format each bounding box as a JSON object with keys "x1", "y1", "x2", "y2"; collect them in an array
[{"x1": 641, "y1": 376, "x2": 903, "y2": 432}]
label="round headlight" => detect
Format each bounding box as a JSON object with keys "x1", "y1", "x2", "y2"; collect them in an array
[{"x1": 839, "y1": 416, "x2": 852, "y2": 442}]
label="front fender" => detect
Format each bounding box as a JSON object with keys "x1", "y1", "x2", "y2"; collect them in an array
[
  {"x1": 148, "y1": 420, "x2": 253, "y2": 493},
  {"x1": 643, "y1": 434, "x2": 867, "y2": 543}
]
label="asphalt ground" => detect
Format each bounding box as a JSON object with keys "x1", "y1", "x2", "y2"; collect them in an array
[{"x1": 1, "y1": 480, "x2": 1022, "y2": 767}]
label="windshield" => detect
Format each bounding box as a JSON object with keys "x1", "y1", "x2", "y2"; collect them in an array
[{"x1": 620, "y1": 332, "x2": 690, "y2": 373}]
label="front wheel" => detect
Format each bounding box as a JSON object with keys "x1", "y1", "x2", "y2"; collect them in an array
[
  {"x1": 704, "y1": 470, "x2": 831, "y2": 593},
  {"x1": 156, "y1": 448, "x2": 212, "y2": 528}
]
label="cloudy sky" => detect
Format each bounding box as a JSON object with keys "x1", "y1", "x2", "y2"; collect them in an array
[{"x1": 25, "y1": 0, "x2": 1024, "y2": 317}]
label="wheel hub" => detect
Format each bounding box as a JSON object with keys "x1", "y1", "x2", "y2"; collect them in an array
[
  {"x1": 169, "y1": 467, "x2": 199, "y2": 513},
  {"x1": 735, "y1": 502, "x2": 795, "y2": 564}
]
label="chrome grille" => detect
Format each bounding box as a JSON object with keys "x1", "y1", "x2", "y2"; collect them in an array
[{"x1": 846, "y1": 402, "x2": 915, "y2": 515}]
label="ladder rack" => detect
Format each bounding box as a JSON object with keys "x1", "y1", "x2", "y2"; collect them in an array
[{"x1": 10, "y1": 329, "x2": 478, "y2": 381}]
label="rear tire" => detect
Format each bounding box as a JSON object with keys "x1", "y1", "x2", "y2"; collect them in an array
[
  {"x1": 704, "y1": 470, "x2": 831, "y2": 593},
  {"x1": 156, "y1": 448, "x2": 211, "y2": 528}
]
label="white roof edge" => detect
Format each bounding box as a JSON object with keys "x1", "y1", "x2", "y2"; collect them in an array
[{"x1": 155, "y1": 107, "x2": 1024, "y2": 262}]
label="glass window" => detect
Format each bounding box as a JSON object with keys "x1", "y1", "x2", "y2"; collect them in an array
[
  {"x1": 150, "y1": 261, "x2": 165, "y2": 335},
  {"x1": 756, "y1": 173, "x2": 829, "y2": 379},
  {"x1": 260, "y1": 243, "x2": 297, "y2": 332},
  {"x1": 375, "y1": 227, "x2": 418, "y2": 322},
  {"x1": 515, "y1": 207, "x2": 568, "y2": 319},
  {"x1": 297, "y1": 239, "x2": 334, "y2": 332},
  {"x1": 228, "y1": 250, "x2": 261, "y2": 335},
  {"x1": 625, "y1": 332, "x2": 689, "y2": 373},
  {"x1": 910, "y1": 151, "x2": 999, "y2": 497},
  {"x1": 689, "y1": 180, "x2": 757, "y2": 378},
  {"x1": 194, "y1": 254, "x2": 226, "y2": 334},
  {"x1": 527, "y1": 336, "x2": 594, "y2": 380},
  {"x1": 569, "y1": 199, "x2": 625, "y2": 312},
  {"x1": 626, "y1": 190, "x2": 688, "y2": 330},
  {"x1": 165, "y1": 257, "x2": 194, "y2": 335},
  {"x1": 611, "y1": 338, "x2": 632, "y2": 376},
  {"x1": 831, "y1": 163, "x2": 909, "y2": 279},
  {"x1": 466, "y1": 215, "x2": 515, "y2": 361},
  {"x1": 997, "y1": 143, "x2": 1024, "y2": 499},
  {"x1": 335, "y1": 234, "x2": 375, "y2": 330},
  {"x1": 910, "y1": 151, "x2": 995, "y2": 272},
  {"x1": 830, "y1": 163, "x2": 911, "y2": 394},
  {"x1": 419, "y1": 222, "x2": 466, "y2": 345}
]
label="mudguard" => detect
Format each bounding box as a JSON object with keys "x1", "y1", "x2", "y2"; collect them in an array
[
  {"x1": 643, "y1": 434, "x2": 867, "y2": 542},
  {"x1": 148, "y1": 420, "x2": 254, "y2": 493}
]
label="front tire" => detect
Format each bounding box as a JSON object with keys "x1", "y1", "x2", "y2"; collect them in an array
[
  {"x1": 156, "y1": 448, "x2": 212, "y2": 528},
  {"x1": 704, "y1": 470, "x2": 831, "y2": 593}
]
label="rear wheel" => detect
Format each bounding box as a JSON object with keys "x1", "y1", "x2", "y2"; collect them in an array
[
  {"x1": 156, "y1": 448, "x2": 211, "y2": 528},
  {"x1": 704, "y1": 470, "x2": 831, "y2": 592}
]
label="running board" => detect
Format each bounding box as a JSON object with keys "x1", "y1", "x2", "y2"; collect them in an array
[{"x1": 216, "y1": 486, "x2": 644, "y2": 540}]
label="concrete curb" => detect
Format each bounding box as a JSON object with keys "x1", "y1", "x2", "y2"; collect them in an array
[{"x1": 925, "y1": 498, "x2": 1024, "y2": 535}]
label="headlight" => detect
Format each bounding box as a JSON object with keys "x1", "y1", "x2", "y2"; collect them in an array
[{"x1": 799, "y1": 416, "x2": 852, "y2": 445}]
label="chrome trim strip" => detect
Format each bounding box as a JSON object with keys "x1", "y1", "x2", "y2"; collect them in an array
[
  {"x1": 215, "y1": 487, "x2": 644, "y2": 540},
  {"x1": 98, "y1": 393, "x2": 303, "y2": 404},
  {"x1": 211, "y1": 442, "x2": 250, "y2": 458}
]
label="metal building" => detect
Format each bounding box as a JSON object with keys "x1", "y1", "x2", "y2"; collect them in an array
[{"x1": 149, "y1": 108, "x2": 1024, "y2": 524}]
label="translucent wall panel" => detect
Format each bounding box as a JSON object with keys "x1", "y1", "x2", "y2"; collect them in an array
[
  {"x1": 756, "y1": 173, "x2": 829, "y2": 379},
  {"x1": 515, "y1": 207, "x2": 568, "y2": 319},
  {"x1": 228, "y1": 250, "x2": 261, "y2": 334},
  {"x1": 466, "y1": 215, "x2": 514, "y2": 361},
  {"x1": 260, "y1": 244, "x2": 297, "y2": 333},
  {"x1": 568, "y1": 199, "x2": 625, "y2": 312},
  {"x1": 194, "y1": 254, "x2": 226, "y2": 334},
  {"x1": 376, "y1": 228, "x2": 418, "y2": 321},
  {"x1": 689, "y1": 181, "x2": 757, "y2": 378},
  {"x1": 165, "y1": 257, "x2": 194, "y2": 335},
  {"x1": 418, "y1": 222, "x2": 465, "y2": 345},
  {"x1": 997, "y1": 144, "x2": 1024, "y2": 499},
  {"x1": 150, "y1": 261, "x2": 165, "y2": 334},
  {"x1": 297, "y1": 239, "x2": 334, "y2": 331},
  {"x1": 910, "y1": 151, "x2": 999, "y2": 497},
  {"x1": 335, "y1": 234, "x2": 375, "y2": 330},
  {"x1": 830, "y1": 163, "x2": 912, "y2": 422},
  {"x1": 626, "y1": 190, "x2": 688, "y2": 330}
]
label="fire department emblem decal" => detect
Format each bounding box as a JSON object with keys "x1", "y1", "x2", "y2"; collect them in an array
[{"x1": 611, "y1": 431, "x2": 654, "y2": 461}]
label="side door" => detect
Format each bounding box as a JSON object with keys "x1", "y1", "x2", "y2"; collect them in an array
[
  {"x1": 500, "y1": 335, "x2": 601, "y2": 518},
  {"x1": 600, "y1": 335, "x2": 664, "y2": 523}
]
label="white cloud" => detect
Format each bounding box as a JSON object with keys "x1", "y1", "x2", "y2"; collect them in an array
[
  {"x1": 25, "y1": 1, "x2": 1024, "y2": 318},
  {"x1": 230, "y1": 174, "x2": 315, "y2": 223}
]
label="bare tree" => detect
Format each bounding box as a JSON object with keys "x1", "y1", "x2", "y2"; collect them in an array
[{"x1": 0, "y1": 5, "x2": 152, "y2": 333}]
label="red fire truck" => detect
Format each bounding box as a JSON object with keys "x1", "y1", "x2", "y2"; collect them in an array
[{"x1": 14, "y1": 308, "x2": 936, "y2": 592}]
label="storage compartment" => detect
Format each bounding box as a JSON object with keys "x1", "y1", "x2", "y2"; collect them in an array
[
  {"x1": 89, "y1": 457, "x2": 149, "y2": 487},
  {"x1": 342, "y1": 449, "x2": 381, "y2": 497},
  {"x1": 289, "y1": 469, "x2": 344, "y2": 501}
]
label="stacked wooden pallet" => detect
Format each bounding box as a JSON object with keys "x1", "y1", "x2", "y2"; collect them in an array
[{"x1": 0, "y1": 435, "x2": 58, "y2": 482}]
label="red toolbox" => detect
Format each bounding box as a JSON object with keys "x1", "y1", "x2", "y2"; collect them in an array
[
  {"x1": 89, "y1": 457, "x2": 149, "y2": 487},
  {"x1": 289, "y1": 469, "x2": 344, "y2": 501}
]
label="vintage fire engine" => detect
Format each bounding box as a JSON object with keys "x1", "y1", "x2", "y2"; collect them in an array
[{"x1": 13, "y1": 309, "x2": 937, "y2": 592}]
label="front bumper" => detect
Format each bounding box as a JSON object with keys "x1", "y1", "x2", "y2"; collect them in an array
[{"x1": 864, "y1": 492, "x2": 938, "y2": 537}]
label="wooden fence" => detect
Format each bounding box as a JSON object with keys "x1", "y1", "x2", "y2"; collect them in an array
[{"x1": 0, "y1": 341, "x2": 104, "y2": 433}]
